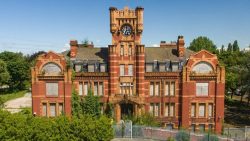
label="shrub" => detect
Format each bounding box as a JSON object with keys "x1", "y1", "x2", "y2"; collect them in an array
[
  {"x1": 175, "y1": 130, "x2": 190, "y2": 141},
  {"x1": 0, "y1": 110, "x2": 114, "y2": 141}
]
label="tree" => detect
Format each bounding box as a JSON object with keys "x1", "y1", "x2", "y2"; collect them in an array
[
  {"x1": 71, "y1": 89, "x2": 82, "y2": 116},
  {"x1": 82, "y1": 39, "x2": 89, "y2": 47},
  {"x1": 221, "y1": 45, "x2": 225, "y2": 53},
  {"x1": 0, "y1": 59, "x2": 10, "y2": 86},
  {"x1": 232, "y1": 40, "x2": 240, "y2": 52},
  {"x1": 0, "y1": 52, "x2": 30, "y2": 90},
  {"x1": 26, "y1": 51, "x2": 46, "y2": 67},
  {"x1": 188, "y1": 36, "x2": 217, "y2": 53},
  {"x1": 227, "y1": 43, "x2": 232, "y2": 52},
  {"x1": 82, "y1": 90, "x2": 101, "y2": 117}
]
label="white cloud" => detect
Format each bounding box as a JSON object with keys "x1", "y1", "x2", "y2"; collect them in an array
[{"x1": 152, "y1": 44, "x2": 159, "y2": 47}]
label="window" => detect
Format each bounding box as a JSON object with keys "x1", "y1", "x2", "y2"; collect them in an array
[
  {"x1": 153, "y1": 60, "x2": 158, "y2": 71},
  {"x1": 208, "y1": 104, "x2": 213, "y2": 117},
  {"x1": 59, "y1": 103, "x2": 63, "y2": 115},
  {"x1": 159, "y1": 63, "x2": 165, "y2": 72},
  {"x1": 170, "y1": 104, "x2": 175, "y2": 117},
  {"x1": 120, "y1": 45, "x2": 124, "y2": 56},
  {"x1": 155, "y1": 83, "x2": 159, "y2": 96},
  {"x1": 165, "y1": 82, "x2": 169, "y2": 96},
  {"x1": 172, "y1": 63, "x2": 179, "y2": 71},
  {"x1": 165, "y1": 103, "x2": 175, "y2": 117},
  {"x1": 191, "y1": 104, "x2": 196, "y2": 117},
  {"x1": 120, "y1": 83, "x2": 133, "y2": 95},
  {"x1": 42, "y1": 103, "x2": 47, "y2": 117},
  {"x1": 165, "y1": 104, "x2": 169, "y2": 116},
  {"x1": 191, "y1": 124, "x2": 196, "y2": 132},
  {"x1": 79, "y1": 82, "x2": 83, "y2": 96},
  {"x1": 84, "y1": 82, "x2": 88, "y2": 95},
  {"x1": 120, "y1": 65, "x2": 125, "y2": 76},
  {"x1": 46, "y1": 83, "x2": 58, "y2": 96},
  {"x1": 199, "y1": 104, "x2": 205, "y2": 117},
  {"x1": 75, "y1": 65, "x2": 82, "y2": 72},
  {"x1": 94, "y1": 82, "x2": 98, "y2": 96},
  {"x1": 196, "y1": 83, "x2": 208, "y2": 96},
  {"x1": 167, "y1": 124, "x2": 173, "y2": 130},
  {"x1": 208, "y1": 124, "x2": 213, "y2": 131},
  {"x1": 99, "y1": 82, "x2": 103, "y2": 96},
  {"x1": 128, "y1": 65, "x2": 133, "y2": 76},
  {"x1": 155, "y1": 103, "x2": 159, "y2": 117},
  {"x1": 150, "y1": 83, "x2": 154, "y2": 96},
  {"x1": 150, "y1": 104, "x2": 154, "y2": 114},
  {"x1": 199, "y1": 124, "x2": 205, "y2": 132},
  {"x1": 192, "y1": 62, "x2": 213, "y2": 73},
  {"x1": 170, "y1": 82, "x2": 175, "y2": 96},
  {"x1": 100, "y1": 64, "x2": 106, "y2": 72},
  {"x1": 50, "y1": 103, "x2": 56, "y2": 117},
  {"x1": 146, "y1": 64, "x2": 153, "y2": 72},
  {"x1": 42, "y1": 63, "x2": 61, "y2": 75},
  {"x1": 88, "y1": 64, "x2": 95, "y2": 72},
  {"x1": 128, "y1": 45, "x2": 132, "y2": 55}
]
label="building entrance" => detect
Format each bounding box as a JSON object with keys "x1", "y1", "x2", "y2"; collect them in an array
[{"x1": 120, "y1": 103, "x2": 134, "y2": 119}]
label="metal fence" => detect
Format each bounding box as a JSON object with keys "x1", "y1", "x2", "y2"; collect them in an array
[
  {"x1": 222, "y1": 126, "x2": 250, "y2": 140},
  {"x1": 113, "y1": 124, "x2": 238, "y2": 141}
]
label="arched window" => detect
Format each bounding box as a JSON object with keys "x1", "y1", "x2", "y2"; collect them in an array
[
  {"x1": 41, "y1": 63, "x2": 62, "y2": 75},
  {"x1": 192, "y1": 62, "x2": 213, "y2": 73}
]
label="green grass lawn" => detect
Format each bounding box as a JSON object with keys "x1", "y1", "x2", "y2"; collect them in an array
[{"x1": 0, "y1": 90, "x2": 27, "y2": 103}]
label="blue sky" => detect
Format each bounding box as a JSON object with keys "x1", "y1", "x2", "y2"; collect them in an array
[{"x1": 0, "y1": 0, "x2": 249, "y2": 54}]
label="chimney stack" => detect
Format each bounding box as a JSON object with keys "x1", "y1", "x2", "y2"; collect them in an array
[
  {"x1": 177, "y1": 36, "x2": 185, "y2": 57},
  {"x1": 70, "y1": 40, "x2": 78, "y2": 59}
]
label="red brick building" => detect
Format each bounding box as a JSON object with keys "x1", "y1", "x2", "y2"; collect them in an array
[{"x1": 31, "y1": 6, "x2": 225, "y2": 133}]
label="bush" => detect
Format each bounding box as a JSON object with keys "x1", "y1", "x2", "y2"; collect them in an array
[
  {"x1": 175, "y1": 130, "x2": 190, "y2": 141},
  {"x1": 0, "y1": 110, "x2": 114, "y2": 141}
]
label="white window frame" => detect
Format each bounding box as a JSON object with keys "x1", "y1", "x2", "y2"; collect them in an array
[
  {"x1": 120, "y1": 65, "x2": 125, "y2": 76},
  {"x1": 128, "y1": 65, "x2": 133, "y2": 76},
  {"x1": 199, "y1": 104, "x2": 206, "y2": 117},
  {"x1": 46, "y1": 82, "x2": 58, "y2": 96},
  {"x1": 196, "y1": 83, "x2": 209, "y2": 96},
  {"x1": 79, "y1": 82, "x2": 83, "y2": 96}
]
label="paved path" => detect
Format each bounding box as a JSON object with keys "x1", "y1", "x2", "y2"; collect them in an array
[
  {"x1": 4, "y1": 92, "x2": 31, "y2": 113},
  {"x1": 111, "y1": 138, "x2": 155, "y2": 141}
]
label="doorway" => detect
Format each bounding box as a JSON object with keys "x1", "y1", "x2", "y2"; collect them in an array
[{"x1": 120, "y1": 103, "x2": 134, "y2": 119}]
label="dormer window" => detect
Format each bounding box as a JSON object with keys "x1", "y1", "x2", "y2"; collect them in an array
[
  {"x1": 146, "y1": 63, "x2": 153, "y2": 72},
  {"x1": 100, "y1": 64, "x2": 107, "y2": 72},
  {"x1": 75, "y1": 65, "x2": 82, "y2": 72},
  {"x1": 159, "y1": 63, "x2": 165, "y2": 72},
  {"x1": 88, "y1": 64, "x2": 95, "y2": 72},
  {"x1": 171, "y1": 62, "x2": 179, "y2": 71},
  {"x1": 153, "y1": 60, "x2": 158, "y2": 72}
]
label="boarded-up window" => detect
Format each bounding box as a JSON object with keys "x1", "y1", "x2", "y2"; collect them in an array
[
  {"x1": 150, "y1": 104, "x2": 154, "y2": 115},
  {"x1": 84, "y1": 82, "x2": 88, "y2": 95},
  {"x1": 155, "y1": 104, "x2": 159, "y2": 117},
  {"x1": 50, "y1": 103, "x2": 56, "y2": 117},
  {"x1": 208, "y1": 104, "x2": 213, "y2": 117},
  {"x1": 150, "y1": 83, "x2": 154, "y2": 96},
  {"x1": 128, "y1": 65, "x2": 133, "y2": 76},
  {"x1": 94, "y1": 82, "x2": 98, "y2": 96},
  {"x1": 59, "y1": 103, "x2": 63, "y2": 115},
  {"x1": 120, "y1": 65, "x2": 125, "y2": 76},
  {"x1": 42, "y1": 63, "x2": 61, "y2": 75},
  {"x1": 155, "y1": 83, "x2": 159, "y2": 96},
  {"x1": 165, "y1": 82, "x2": 169, "y2": 96},
  {"x1": 99, "y1": 82, "x2": 103, "y2": 96},
  {"x1": 42, "y1": 103, "x2": 47, "y2": 117},
  {"x1": 46, "y1": 83, "x2": 58, "y2": 96},
  {"x1": 170, "y1": 82, "x2": 175, "y2": 96},
  {"x1": 191, "y1": 104, "x2": 196, "y2": 117},
  {"x1": 100, "y1": 64, "x2": 106, "y2": 72},
  {"x1": 196, "y1": 83, "x2": 208, "y2": 96},
  {"x1": 88, "y1": 64, "x2": 95, "y2": 72},
  {"x1": 170, "y1": 104, "x2": 175, "y2": 117},
  {"x1": 79, "y1": 82, "x2": 83, "y2": 96},
  {"x1": 146, "y1": 64, "x2": 153, "y2": 72},
  {"x1": 199, "y1": 104, "x2": 205, "y2": 117},
  {"x1": 75, "y1": 65, "x2": 82, "y2": 72},
  {"x1": 165, "y1": 104, "x2": 169, "y2": 116},
  {"x1": 120, "y1": 45, "x2": 124, "y2": 56}
]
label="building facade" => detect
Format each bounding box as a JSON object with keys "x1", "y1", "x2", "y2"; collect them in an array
[{"x1": 31, "y1": 6, "x2": 225, "y2": 133}]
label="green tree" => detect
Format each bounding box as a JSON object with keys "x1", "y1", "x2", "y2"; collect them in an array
[
  {"x1": 227, "y1": 43, "x2": 232, "y2": 52},
  {"x1": 71, "y1": 89, "x2": 82, "y2": 116},
  {"x1": 0, "y1": 51, "x2": 30, "y2": 90},
  {"x1": 175, "y1": 130, "x2": 190, "y2": 141},
  {"x1": 221, "y1": 45, "x2": 225, "y2": 53},
  {"x1": 0, "y1": 59, "x2": 10, "y2": 86},
  {"x1": 82, "y1": 39, "x2": 89, "y2": 47},
  {"x1": 188, "y1": 36, "x2": 217, "y2": 53},
  {"x1": 232, "y1": 40, "x2": 240, "y2": 52},
  {"x1": 82, "y1": 90, "x2": 101, "y2": 117}
]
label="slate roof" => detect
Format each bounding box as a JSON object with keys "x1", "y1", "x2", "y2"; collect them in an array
[{"x1": 72, "y1": 47, "x2": 194, "y2": 63}]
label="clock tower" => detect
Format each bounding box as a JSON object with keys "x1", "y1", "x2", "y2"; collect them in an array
[{"x1": 108, "y1": 6, "x2": 145, "y2": 121}]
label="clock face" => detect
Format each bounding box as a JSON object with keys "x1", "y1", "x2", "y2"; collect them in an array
[{"x1": 121, "y1": 25, "x2": 132, "y2": 36}]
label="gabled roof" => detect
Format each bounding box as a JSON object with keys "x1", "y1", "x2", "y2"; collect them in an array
[{"x1": 70, "y1": 47, "x2": 194, "y2": 63}]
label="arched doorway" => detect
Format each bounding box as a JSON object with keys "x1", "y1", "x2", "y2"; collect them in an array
[{"x1": 120, "y1": 103, "x2": 134, "y2": 119}]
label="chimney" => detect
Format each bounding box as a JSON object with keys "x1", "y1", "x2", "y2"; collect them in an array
[
  {"x1": 160, "y1": 41, "x2": 176, "y2": 48},
  {"x1": 70, "y1": 40, "x2": 78, "y2": 58},
  {"x1": 177, "y1": 36, "x2": 185, "y2": 57}
]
